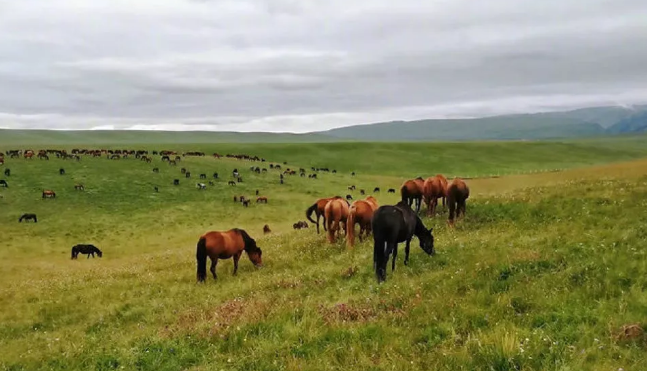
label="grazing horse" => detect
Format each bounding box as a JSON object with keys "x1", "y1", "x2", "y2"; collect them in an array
[
  {"x1": 324, "y1": 197, "x2": 350, "y2": 243},
  {"x1": 372, "y1": 201, "x2": 435, "y2": 283},
  {"x1": 196, "y1": 183, "x2": 206, "y2": 190},
  {"x1": 42, "y1": 190, "x2": 56, "y2": 198},
  {"x1": 200, "y1": 173, "x2": 206, "y2": 179},
  {"x1": 71, "y1": 244, "x2": 103, "y2": 259},
  {"x1": 196, "y1": 228, "x2": 263, "y2": 282},
  {"x1": 306, "y1": 196, "x2": 341, "y2": 234},
  {"x1": 0, "y1": 180, "x2": 7, "y2": 187},
  {"x1": 346, "y1": 196, "x2": 379, "y2": 248},
  {"x1": 422, "y1": 174, "x2": 448, "y2": 216},
  {"x1": 4, "y1": 169, "x2": 9, "y2": 176},
  {"x1": 256, "y1": 196, "x2": 268, "y2": 204},
  {"x1": 74, "y1": 184, "x2": 85, "y2": 191},
  {"x1": 228, "y1": 181, "x2": 236, "y2": 186},
  {"x1": 387, "y1": 188, "x2": 396, "y2": 193},
  {"x1": 400, "y1": 177, "x2": 424, "y2": 213},
  {"x1": 19, "y1": 213, "x2": 37, "y2": 223},
  {"x1": 242, "y1": 200, "x2": 250, "y2": 207},
  {"x1": 173, "y1": 179, "x2": 180, "y2": 185},
  {"x1": 263, "y1": 224, "x2": 271, "y2": 234},
  {"x1": 446, "y1": 178, "x2": 470, "y2": 227},
  {"x1": 374, "y1": 187, "x2": 380, "y2": 193}
]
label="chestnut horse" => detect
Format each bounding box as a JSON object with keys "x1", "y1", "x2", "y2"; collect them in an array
[
  {"x1": 346, "y1": 196, "x2": 379, "y2": 248},
  {"x1": 446, "y1": 178, "x2": 470, "y2": 227},
  {"x1": 400, "y1": 177, "x2": 425, "y2": 213},
  {"x1": 196, "y1": 228, "x2": 263, "y2": 282},
  {"x1": 306, "y1": 196, "x2": 342, "y2": 234},
  {"x1": 325, "y1": 198, "x2": 350, "y2": 243},
  {"x1": 422, "y1": 174, "x2": 448, "y2": 216}
]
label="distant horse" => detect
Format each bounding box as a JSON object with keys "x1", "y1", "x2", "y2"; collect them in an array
[
  {"x1": 42, "y1": 190, "x2": 56, "y2": 198},
  {"x1": 209, "y1": 181, "x2": 214, "y2": 186},
  {"x1": 293, "y1": 221, "x2": 309, "y2": 229},
  {"x1": 71, "y1": 244, "x2": 103, "y2": 259},
  {"x1": 228, "y1": 181, "x2": 236, "y2": 186},
  {"x1": 256, "y1": 189, "x2": 259, "y2": 195},
  {"x1": 213, "y1": 172, "x2": 219, "y2": 179},
  {"x1": 181, "y1": 167, "x2": 187, "y2": 174},
  {"x1": 422, "y1": 174, "x2": 448, "y2": 216},
  {"x1": 242, "y1": 200, "x2": 250, "y2": 207},
  {"x1": 19, "y1": 213, "x2": 37, "y2": 223},
  {"x1": 74, "y1": 184, "x2": 85, "y2": 191},
  {"x1": 388, "y1": 188, "x2": 396, "y2": 193},
  {"x1": 4, "y1": 169, "x2": 9, "y2": 176},
  {"x1": 154, "y1": 186, "x2": 159, "y2": 192},
  {"x1": 348, "y1": 185, "x2": 356, "y2": 191},
  {"x1": 200, "y1": 173, "x2": 206, "y2": 179},
  {"x1": 59, "y1": 168, "x2": 65, "y2": 175},
  {"x1": 196, "y1": 183, "x2": 206, "y2": 190},
  {"x1": 346, "y1": 194, "x2": 353, "y2": 201},
  {"x1": 325, "y1": 197, "x2": 350, "y2": 243},
  {"x1": 256, "y1": 196, "x2": 268, "y2": 204},
  {"x1": 374, "y1": 187, "x2": 380, "y2": 193},
  {"x1": 446, "y1": 178, "x2": 470, "y2": 227},
  {"x1": 346, "y1": 196, "x2": 379, "y2": 248},
  {"x1": 360, "y1": 189, "x2": 365, "y2": 195},
  {"x1": 196, "y1": 228, "x2": 263, "y2": 282},
  {"x1": 173, "y1": 179, "x2": 180, "y2": 185},
  {"x1": 306, "y1": 196, "x2": 341, "y2": 234},
  {"x1": 372, "y1": 201, "x2": 435, "y2": 283},
  {"x1": 153, "y1": 167, "x2": 159, "y2": 173},
  {"x1": 263, "y1": 224, "x2": 271, "y2": 234},
  {"x1": 185, "y1": 172, "x2": 191, "y2": 178},
  {"x1": 0, "y1": 180, "x2": 7, "y2": 187},
  {"x1": 400, "y1": 177, "x2": 425, "y2": 213}
]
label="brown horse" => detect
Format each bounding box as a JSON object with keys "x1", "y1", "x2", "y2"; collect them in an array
[
  {"x1": 306, "y1": 196, "x2": 341, "y2": 234},
  {"x1": 196, "y1": 228, "x2": 263, "y2": 282},
  {"x1": 422, "y1": 174, "x2": 448, "y2": 216},
  {"x1": 325, "y1": 198, "x2": 350, "y2": 243},
  {"x1": 263, "y1": 224, "x2": 271, "y2": 234},
  {"x1": 42, "y1": 190, "x2": 56, "y2": 199},
  {"x1": 446, "y1": 178, "x2": 470, "y2": 227},
  {"x1": 346, "y1": 196, "x2": 379, "y2": 248},
  {"x1": 400, "y1": 177, "x2": 424, "y2": 213},
  {"x1": 256, "y1": 196, "x2": 268, "y2": 203}
]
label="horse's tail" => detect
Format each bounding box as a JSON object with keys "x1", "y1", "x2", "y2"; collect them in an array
[
  {"x1": 196, "y1": 237, "x2": 207, "y2": 282},
  {"x1": 400, "y1": 185, "x2": 409, "y2": 203},
  {"x1": 346, "y1": 206, "x2": 357, "y2": 248},
  {"x1": 374, "y1": 239, "x2": 387, "y2": 283},
  {"x1": 70, "y1": 246, "x2": 76, "y2": 259},
  {"x1": 305, "y1": 203, "x2": 318, "y2": 225}
]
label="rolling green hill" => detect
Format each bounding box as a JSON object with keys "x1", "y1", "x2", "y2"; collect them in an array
[{"x1": 0, "y1": 129, "x2": 341, "y2": 146}]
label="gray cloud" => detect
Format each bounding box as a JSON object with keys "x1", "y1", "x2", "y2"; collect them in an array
[{"x1": 1, "y1": 0, "x2": 647, "y2": 132}]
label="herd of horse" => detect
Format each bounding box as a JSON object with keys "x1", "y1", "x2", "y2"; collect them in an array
[
  {"x1": 299, "y1": 174, "x2": 469, "y2": 282},
  {"x1": 2, "y1": 147, "x2": 469, "y2": 283}
]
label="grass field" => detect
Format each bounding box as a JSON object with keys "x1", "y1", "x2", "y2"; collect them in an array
[{"x1": 1, "y1": 138, "x2": 647, "y2": 370}]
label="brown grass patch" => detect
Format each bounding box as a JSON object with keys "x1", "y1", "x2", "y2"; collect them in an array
[
  {"x1": 614, "y1": 323, "x2": 646, "y2": 345},
  {"x1": 318, "y1": 298, "x2": 409, "y2": 324}
]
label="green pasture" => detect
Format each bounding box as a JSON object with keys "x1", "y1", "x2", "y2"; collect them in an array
[{"x1": 1, "y1": 138, "x2": 647, "y2": 370}]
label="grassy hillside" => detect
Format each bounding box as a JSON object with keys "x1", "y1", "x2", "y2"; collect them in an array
[
  {"x1": 1, "y1": 141, "x2": 647, "y2": 370},
  {"x1": 0, "y1": 129, "x2": 340, "y2": 146},
  {"x1": 3, "y1": 135, "x2": 647, "y2": 178}
]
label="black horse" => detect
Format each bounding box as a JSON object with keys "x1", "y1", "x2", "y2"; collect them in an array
[
  {"x1": 19, "y1": 213, "x2": 37, "y2": 223},
  {"x1": 71, "y1": 244, "x2": 103, "y2": 259},
  {"x1": 4, "y1": 169, "x2": 9, "y2": 176},
  {"x1": 372, "y1": 201, "x2": 435, "y2": 283}
]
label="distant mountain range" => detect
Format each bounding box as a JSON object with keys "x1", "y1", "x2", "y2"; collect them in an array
[
  {"x1": 1, "y1": 105, "x2": 646, "y2": 144},
  {"x1": 314, "y1": 105, "x2": 647, "y2": 141}
]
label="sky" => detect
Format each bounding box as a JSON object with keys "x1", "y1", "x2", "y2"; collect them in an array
[{"x1": 1, "y1": 0, "x2": 647, "y2": 133}]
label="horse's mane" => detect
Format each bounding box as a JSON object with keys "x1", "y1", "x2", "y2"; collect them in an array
[{"x1": 234, "y1": 228, "x2": 261, "y2": 253}]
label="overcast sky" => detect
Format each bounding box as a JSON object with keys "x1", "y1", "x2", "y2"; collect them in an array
[{"x1": 1, "y1": 0, "x2": 646, "y2": 132}]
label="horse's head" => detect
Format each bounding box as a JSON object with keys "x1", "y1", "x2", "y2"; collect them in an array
[
  {"x1": 419, "y1": 227, "x2": 435, "y2": 256},
  {"x1": 96, "y1": 248, "x2": 103, "y2": 258},
  {"x1": 248, "y1": 247, "x2": 263, "y2": 268}
]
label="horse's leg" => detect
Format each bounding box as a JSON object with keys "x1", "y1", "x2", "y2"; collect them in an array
[
  {"x1": 210, "y1": 258, "x2": 218, "y2": 280},
  {"x1": 391, "y1": 245, "x2": 398, "y2": 272},
  {"x1": 233, "y1": 252, "x2": 241, "y2": 275},
  {"x1": 404, "y1": 239, "x2": 411, "y2": 266},
  {"x1": 316, "y1": 214, "x2": 321, "y2": 234}
]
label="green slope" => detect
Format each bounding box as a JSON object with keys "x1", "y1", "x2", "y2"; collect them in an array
[{"x1": 0, "y1": 129, "x2": 342, "y2": 146}]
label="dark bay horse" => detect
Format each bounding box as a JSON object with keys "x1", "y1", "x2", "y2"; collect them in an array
[
  {"x1": 372, "y1": 201, "x2": 435, "y2": 283},
  {"x1": 400, "y1": 177, "x2": 425, "y2": 213},
  {"x1": 447, "y1": 178, "x2": 470, "y2": 227},
  {"x1": 71, "y1": 244, "x2": 103, "y2": 259},
  {"x1": 196, "y1": 228, "x2": 263, "y2": 282},
  {"x1": 18, "y1": 213, "x2": 37, "y2": 223}
]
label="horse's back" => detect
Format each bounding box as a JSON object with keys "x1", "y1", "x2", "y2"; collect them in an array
[
  {"x1": 202, "y1": 230, "x2": 244, "y2": 256},
  {"x1": 372, "y1": 206, "x2": 406, "y2": 240},
  {"x1": 447, "y1": 178, "x2": 469, "y2": 200}
]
